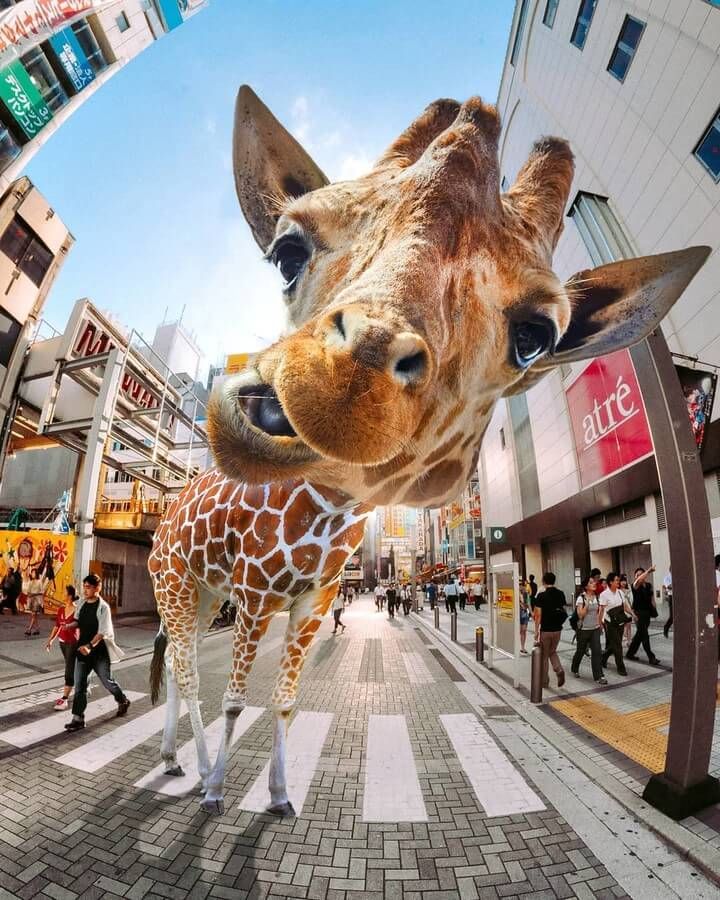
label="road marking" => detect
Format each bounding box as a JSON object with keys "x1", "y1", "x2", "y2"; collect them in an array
[
  {"x1": 54, "y1": 703, "x2": 188, "y2": 772},
  {"x1": 239, "y1": 711, "x2": 333, "y2": 815},
  {"x1": 1, "y1": 691, "x2": 146, "y2": 748},
  {"x1": 401, "y1": 651, "x2": 434, "y2": 683},
  {"x1": 135, "y1": 706, "x2": 265, "y2": 796},
  {"x1": 0, "y1": 689, "x2": 63, "y2": 717},
  {"x1": 363, "y1": 714, "x2": 427, "y2": 822},
  {"x1": 440, "y1": 713, "x2": 544, "y2": 817}
]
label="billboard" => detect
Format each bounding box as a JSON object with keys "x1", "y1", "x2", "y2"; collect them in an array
[
  {"x1": 0, "y1": 60, "x2": 52, "y2": 138},
  {"x1": 48, "y1": 27, "x2": 95, "y2": 92},
  {"x1": 674, "y1": 365, "x2": 717, "y2": 452},
  {"x1": 566, "y1": 349, "x2": 653, "y2": 489},
  {"x1": 0, "y1": 529, "x2": 75, "y2": 615}
]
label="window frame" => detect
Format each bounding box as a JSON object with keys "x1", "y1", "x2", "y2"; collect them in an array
[
  {"x1": 570, "y1": 0, "x2": 598, "y2": 50},
  {"x1": 115, "y1": 12, "x2": 131, "y2": 33},
  {"x1": 510, "y1": 0, "x2": 531, "y2": 66},
  {"x1": 543, "y1": 0, "x2": 560, "y2": 29},
  {"x1": 694, "y1": 109, "x2": 720, "y2": 183},
  {"x1": 607, "y1": 14, "x2": 646, "y2": 83}
]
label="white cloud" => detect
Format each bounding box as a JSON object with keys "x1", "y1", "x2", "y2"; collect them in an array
[{"x1": 333, "y1": 151, "x2": 374, "y2": 181}]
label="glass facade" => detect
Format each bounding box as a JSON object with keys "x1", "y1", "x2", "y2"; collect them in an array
[
  {"x1": 571, "y1": 0, "x2": 598, "y2": 50},
  {"x1": 0, "y1": 216, "x2": 54, "y2": 288},
  {"x1": 543, "y1": 0, "x2": 559, "y2": 28},
  {"x1": 0, "y1": 122, "x2": 21, "y2": 173},
  {"x1": 71, "y1": 19, "x2": 109, "y2": 75},
  {"x1": 608, "y1": 16, "x2": 645, "y2": 82},
  {"x1": 695, "y1": 111, "x2": 720, "y2": 182},
  {"x1": 510, "y1": 0, "x2": 530, "y2": 66},
  {"x1": 20, "y1": 46, "x2": 69, "y2": 113}
]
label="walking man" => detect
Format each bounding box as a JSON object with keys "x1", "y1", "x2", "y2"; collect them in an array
[
  {"x1": 386, "y1": 582, "x2": 397, "y2": 619},
  {"x1": 599, "y1": 572, "x2": 633, "y2": 676},
  {"x1": 471, "y1": 580, "x2": 483, "y2": 610},
  {"x1": 533, "y1": 572, "x2": 566, "y2": 689},
  {"x1": 427, "y1": 581, "x2": 437, "y2": 610},
  {"x1": 65, "y1": 574, "x2": 130, "y2": 732},
  {"x1": 445, "y1": 577, "x2": 458, "y2": 614},
  {"x1": 662, "y1": 567, "x2": 673, "y2": 638},
  {"x1": 627, "y1": 565, "x2": 660, "y2": 665}
]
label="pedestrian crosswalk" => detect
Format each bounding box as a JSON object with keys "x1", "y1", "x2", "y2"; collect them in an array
[{"x1": 1, "y1": 698, "x2": 544, "y2": 821}]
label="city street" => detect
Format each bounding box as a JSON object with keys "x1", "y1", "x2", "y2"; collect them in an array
[{"x1": 0, "y1": 593, "x2": 716, "y2": 899}]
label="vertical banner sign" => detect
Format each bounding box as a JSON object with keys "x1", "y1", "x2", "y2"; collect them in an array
[
  {"x1": 566, "y1": 348, "x2": 654, "y2": 489},
  {"x1": 156, "y1": 0, "x2": 184, "y2": 30},
  {"x1": 0, "y1": 60, "x2": 51, "y2": 137},
  {"x1": 674, "y1": 365, "x2": 717, "y2": 452},
  {"x1": 48, "y1": 27, "x2": 95, "y2": 92}
]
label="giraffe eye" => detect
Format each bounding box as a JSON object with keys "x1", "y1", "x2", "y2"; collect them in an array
[
  {"x1": 270, "y1": 238, "x2": 310, "y2": 291},
  {"x1": 512, "y1": 319, "x2": 555, "y2": 368}
]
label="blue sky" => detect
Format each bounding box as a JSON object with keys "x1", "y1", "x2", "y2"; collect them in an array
[{"x1": 25, "y1": 0, "x2": 514, "y2": 376}]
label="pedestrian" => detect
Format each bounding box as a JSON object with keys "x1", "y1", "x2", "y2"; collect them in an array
[
  {"x1": 64, "y1": 573, "x2": 130, "y2": 732},
  {"x1": 427, "y1": 580, "x2": 437, "y2": 610},
  {"x1": 471, "y1": 580, "x2": 482, "y2": 610},
  {"x1": 374, "y1": 582, "x2": 384, "y2": 612},
  {"x1": 458, "y1": 580, "x2": 467, "y2": 611},
  {"x1": 24, "y1": 567, "x2": 45, "y2": 636},
  {"x1": 331, "y1": 587, "x2": 346, "y2": 634},
  {"x1": 528, "y1": 574, "x2": 538, "y2": 602},
  {"x1": 662, "y1": 567, "x2": 673, "y2": 638},
  {"x1": 618, "y1": 574, "x2": 633, "y2": 646},
  {"x1": 45, "y1": 585, "x2": 80, "y2": 709},
  {"x1": 347, "y1": 585, "x2": 355, "y2": 605},
  {"x1": 627, "y1": 565, "x2": 660, "y2": 665},
  {"x1": 519, "y1": 592, "x2": 530, "y2": 654},
  {"x1": 533, "y1": 572, "x2": 567, "y2": 688},
  {"x1": 386, "y1": 582, "x2": 397, "y2": 619},
  {"x1": 599, "y1": 572, "x2": 633, "y2": 676},
  {"x1": 0, "y1": 565, "x2": 21, "y2": 615},
  {"x1": 401, "y1": 584, "x2": 412, "y2": 615},
  {"x1": 445, "y1": 577, "x2": 458, "y2": 614},
  {"x1": 571, "y1": 575, "x2": 607, "y2": 684}
]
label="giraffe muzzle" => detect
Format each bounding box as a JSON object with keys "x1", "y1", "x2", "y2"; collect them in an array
[{"x1": 237, "y1": 384, "x2": 297, "y2": 438}]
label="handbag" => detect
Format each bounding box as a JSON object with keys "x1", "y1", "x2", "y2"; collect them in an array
[{"x1": 607, "y1": 605, "x2": 631, "y2": 626}]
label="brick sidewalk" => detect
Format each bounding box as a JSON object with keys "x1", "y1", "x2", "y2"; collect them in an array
[{"x1": 0, "y1": 593, "x2": 715, "y2": 899}]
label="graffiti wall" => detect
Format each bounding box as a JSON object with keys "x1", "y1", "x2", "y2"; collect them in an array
[{"x1": 0, "y1": 530, "x2": 75, "y2": 615}]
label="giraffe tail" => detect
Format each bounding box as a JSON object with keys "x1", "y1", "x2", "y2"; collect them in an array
[{"x1": 150, "y1": 626, "x2": 168, "y2": 705}]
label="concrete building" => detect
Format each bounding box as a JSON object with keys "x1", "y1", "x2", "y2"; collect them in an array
[
  {"x1": 0, "y1": 1, "x2": 208, "y2": 192},
  {"x1": 478, "y1": 0, "x2": 720, "y2": 598}
]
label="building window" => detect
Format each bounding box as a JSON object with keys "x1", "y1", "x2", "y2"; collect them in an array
[
  {"x1": 0, "y1": 123, "x2": 21, "y2": 173},
  {"x1": 608, "y1": 16, "x2": 645, "y2": 82},
  {"x1": 543, "y1": 0, "x2": 560, "y2": 28},
  {"x1": 0, "y1": 216, "x2": 54, "y2": 287},
  {"x1": 571, "y1": 0, "x2": 597, "y2": 50},
  {"x1": 71, "y1": 19, "x2": 109, "y2": 74},
  {"x1": 694, "y1": 109, "x2": 720, "y2": 182},
  {"x1": 499, "y1": 426, "x2": 506, "y2": 450},
  {"x1": 501, "y1": 175, "x2": 509, "y2": 191},
  {"x1": 510, "y1": 0, "x2": 530, "y2": 66},
  {"x1": 20, "y1": 46, "x2": 69, "y2": 113},
  {"x1": 116, "y1": 12, "x2": 131, "y2": 32},
  {"x1": 0, "y1": 310, "x2": 21, "y2": 369},
  {"x1": 508, "y1": 393, "x2": 541, "y2": 518},
  {"x1": 569, "y1": 192, "x2": 634, "y2": 266}
]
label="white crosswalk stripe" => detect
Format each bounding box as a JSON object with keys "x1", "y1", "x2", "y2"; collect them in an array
[
  {"x1": 0, "y1": 688, "x2": 63, "y2": 717},
  {"x1": 239, "y1": 711, "x2": 333, "y2": 815},
  {"x1": 135, "y1": 706, "x2": 266, "y2": 796},
  {"x1": 54, "y1": 702, "x2": 189, "y2": 772},
  {"x1": 363, "y1": 714, "x2": 428, "y2": 822},
  {"x1": 401, "y1": 651, "x2": 434, "y2": 683},
  {"x1": 1, "y1": 691, "x2": 146, "y2": 748},
  {"x1": 440, "y1": 713, "x2": 545, "y2": 817}
]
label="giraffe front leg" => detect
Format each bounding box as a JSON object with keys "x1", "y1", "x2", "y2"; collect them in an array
[
  {"x1": 267, "y1": 589, "x2": 333, "y2": 816},
  {"x1": 201, "y1": 597, "x2": 275, "y2": 815}
]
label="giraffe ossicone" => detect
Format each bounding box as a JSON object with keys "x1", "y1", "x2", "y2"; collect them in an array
[{"x1": 149, "y1": 87, "x2": 709, "y2": 816}]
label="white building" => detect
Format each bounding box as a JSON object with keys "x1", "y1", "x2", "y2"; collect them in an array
[
  {"x1": 478, "y1": 0, "x2": 720, "y2": 596},
  {"x1": 0, "y1": 1, "x2": 208, "y2": 192}
]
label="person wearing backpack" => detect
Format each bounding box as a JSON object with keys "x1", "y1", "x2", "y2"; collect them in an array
[
  {"x1": 571, "y1": 575, "x2": 607, "y2": 684},
  {"x1": 533, "y1": 572, "x2": 567, "y2": 689}
]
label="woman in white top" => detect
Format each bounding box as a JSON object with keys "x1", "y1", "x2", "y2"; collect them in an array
[
  {"x1": 331, "y1": 588, "x2": 346, "y2": 634},
  {"x1": 571, "y1": 576, "x2": 607, "y2": 684},
  {"x1": 599, "y1": 572, "x2": 635, "y2": 676},
  {"x1": 25, "y1": 568, "x2": 46, "y2": 636}
]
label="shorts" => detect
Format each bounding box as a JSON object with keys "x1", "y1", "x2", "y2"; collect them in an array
[{"x1": 28, "y1": 594, "x2": 43, "y2": 613}]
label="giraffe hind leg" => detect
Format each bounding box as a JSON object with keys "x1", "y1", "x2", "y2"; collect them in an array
[{"x1": 160, "y1": 665, "x2": 184, "y2": 776}]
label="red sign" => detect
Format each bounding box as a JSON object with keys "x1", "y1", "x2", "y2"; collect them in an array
[
  {"x1": 566, "y1": 349, "x2": 653, "y2": 488},
  {"x1": 0, "y1": 2, "x2": 114, "y2": 62}
]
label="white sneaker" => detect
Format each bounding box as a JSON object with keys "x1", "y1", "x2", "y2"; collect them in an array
[{"x1": 53, "y1": 698, "x2": 68, "y2": 711}]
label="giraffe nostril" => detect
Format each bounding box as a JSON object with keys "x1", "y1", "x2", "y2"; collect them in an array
[
  {"x1": 237, "y1": 384, "x2": 297, "y2": 438},
  {"x1": 393, "y1": 349, "x2": 428, "y2": 386}
]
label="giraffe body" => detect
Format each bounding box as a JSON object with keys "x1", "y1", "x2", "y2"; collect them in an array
[{"x1": 149, "y1": 468, "x2": 369, "y2": 814}]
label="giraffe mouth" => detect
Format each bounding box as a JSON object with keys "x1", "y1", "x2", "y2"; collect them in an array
[{"x1": 236, "y1": 384, "x2": 297, "y2": 438}]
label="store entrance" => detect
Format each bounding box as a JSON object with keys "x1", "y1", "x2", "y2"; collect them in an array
[
  {"x1": 615, "y1": 542, "x2": 652, "y2": 580},
  {"x1": 541, "y1": 535, "x2": 575, "y2": 601}
]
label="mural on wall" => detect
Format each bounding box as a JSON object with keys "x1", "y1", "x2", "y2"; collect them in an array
[{"x1": 0, "y1": 530, "x2": 75, "y2": 615}]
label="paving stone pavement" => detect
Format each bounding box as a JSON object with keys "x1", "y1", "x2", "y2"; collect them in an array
[{"x1": 0, "y1": 594, "x2": 715, "y2": 899}]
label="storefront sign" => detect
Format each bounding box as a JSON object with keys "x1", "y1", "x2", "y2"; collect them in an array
[
  {"x1": 0, "y1": 59, "x2": 51, "y2": 137},
  {"x1": 674, "y1": 365, "x2": 717, "y2": 452},
  {"x1": 566, "y1": 348, "x2": 653, "y2": 488},
  {"x1": 48, "y1": 26, "x2": 94, "y2": 91},
  {"x1": 0, "y1": 1, "x2": 115, "y2": 67}
]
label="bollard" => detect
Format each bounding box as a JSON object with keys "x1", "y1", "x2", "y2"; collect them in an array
[
  {"x1": 434, "y1": 605, "x2": 440, "y2": 629},
  {"x1": 530, "y1": 644, "x2": 543, "y2": 703},
  {"x1": 450, "y1": 611, "x2": 458, "y2": 642},
  {"x1": 475, "y1": 626, "x2": 484, "y2": 663}
]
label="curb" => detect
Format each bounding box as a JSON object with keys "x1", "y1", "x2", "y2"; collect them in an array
[{"x1": 411, "y1": 610, "x2": 720, "y2": 887}]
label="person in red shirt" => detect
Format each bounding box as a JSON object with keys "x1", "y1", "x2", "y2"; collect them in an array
[{"x1": 45, "y1": 585, "x2": 79, "y2": 711}]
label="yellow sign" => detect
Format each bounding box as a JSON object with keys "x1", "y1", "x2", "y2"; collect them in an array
[
  {"x1": 497, "y1": 588, "x2": 514, "y2": 621},
  {"x1": 0, "y1": 530, "x2": 76, "y2": 615},
  {"x1": 225, "y1": 352, "x2": 251, "y2": 374}
]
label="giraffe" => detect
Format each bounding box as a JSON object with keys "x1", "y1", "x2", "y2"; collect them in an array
[{"x1": 149, "y1": 87, "x2": 709, "y2": 816}]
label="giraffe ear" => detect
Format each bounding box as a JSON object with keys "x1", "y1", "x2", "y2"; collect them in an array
[
  {"x1": 548, "y1": 247, "x2": 711, "y2": 364},
  {"x1": 233, "y1": 85, "x2": 329, "y2": 250}
]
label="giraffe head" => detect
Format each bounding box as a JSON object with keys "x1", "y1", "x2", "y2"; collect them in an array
[{"x1": 208, "y1": 87, "x2": 709, "y2": 507}]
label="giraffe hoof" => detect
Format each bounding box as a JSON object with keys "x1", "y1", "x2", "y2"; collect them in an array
[
  {"x1": 267, "y1": 801, "x2": 295, "y2": 818},
  {"x1": 164, "y1": 765, "x2": 185, "y2": 777},
  {"x1": 200, "y1": 797, "x2": 225, "y2": 815}
]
